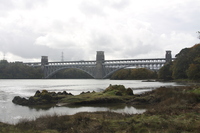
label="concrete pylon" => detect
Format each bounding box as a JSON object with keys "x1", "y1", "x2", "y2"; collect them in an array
[
  {"x1": 95, "y1": 51, "x2": 105, "y2": 79},
  {"x1": 165, "y1": 51, "x2": 172, "y2": 63}
]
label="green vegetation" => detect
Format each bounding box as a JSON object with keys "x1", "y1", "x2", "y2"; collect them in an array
[
  {"x1": 51, "y1": 68, "x2": 93, "y2": 79},
  {"x1": 159, "y1": 43, "x2": 200, "y2": 80},
  {"x1": 111, "y1": 68, "x2": 157, "y2": 80},
  {"x1": 2, "y1": 85, "x2": 200, "y2": 133},
  {"x1": 0, "y1": 60, "x2": 42, "y2": 79},
  {"x1": 61, "y1": 85, "x2": 133, "y2": 105}
]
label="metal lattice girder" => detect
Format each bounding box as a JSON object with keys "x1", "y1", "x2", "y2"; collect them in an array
[{"x1": 24, "y1": 57, "x2": 174, "y2": 79}]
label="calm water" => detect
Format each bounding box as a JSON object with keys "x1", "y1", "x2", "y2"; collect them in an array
[{"x1": 0, "y1": 79, "x2": 181, "y2": 124}]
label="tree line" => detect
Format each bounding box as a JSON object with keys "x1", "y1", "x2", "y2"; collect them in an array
[
  {"x1": 0, "y1": 60, "x2": 42, "y2": 79},
  {"x1": 110, "y1": 68, "x2": 157, "y2": 80}
]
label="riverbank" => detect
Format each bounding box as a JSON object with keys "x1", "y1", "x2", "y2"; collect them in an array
[{"x1": 1, "y1": 85, "x2": 200, "y2": 132}]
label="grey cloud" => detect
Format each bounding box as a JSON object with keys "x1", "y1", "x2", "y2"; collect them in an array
[
  {"x1": 22, "y1": 0, "x2": 47, "y2": 9},
  {"x1": 0, "y1": 27, "x2": 62, "y2": 61},
  {"x1": 142, "y1": 1, "x2": 200, "y2": 34},
  {"x1": 111, "y1": 0, "x2": 130, "y2": 10},
  {"x1": 0, "y1": 0, "x2": 14, "y2": 11},
  {"x1": 79, "y1": 2, "x2": 106, "y2": 17},
  {"x1": 125, "y1": 40, "x2": 162, "y2": 58},
  {"x1": 0, "y1": 0, "x2": 199, "y2": 62}
]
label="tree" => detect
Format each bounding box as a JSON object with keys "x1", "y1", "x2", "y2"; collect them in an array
[
  {"x1": 110, "y1": 69, "x2": 131, "y2": 79},
  {"x1": 169, "y1": 43, "x2": 200, "y2": 80},
  {"x1": 197, "y1": 31, "x2": 200, "y2": 40},
  {"x1": 187, "y1": 63, "x2": 200, "y2": 80},
  {"x1": 172, "y1": 48, "x2": 190, "y2": 79},
  {"x1": 158, "y1": 62, "x2": 173, "y2": 80},
  {"x1": 0, "y1": 60, "x2": 43, "y2": 79},
  {"x1": 111, "y1": 68, "x2": 157, "y2": 80},
  {"x1": 186, "y1": 56, "x2": 200, "y2": 80}
]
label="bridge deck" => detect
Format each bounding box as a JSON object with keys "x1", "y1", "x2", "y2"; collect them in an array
[{"x1": 24, "y1": 58, "x2": 175, "y2": 67}]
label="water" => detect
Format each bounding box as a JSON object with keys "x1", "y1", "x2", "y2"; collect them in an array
[{"x1": 0, "y1": 79, "x2": 180, "y2": 124}]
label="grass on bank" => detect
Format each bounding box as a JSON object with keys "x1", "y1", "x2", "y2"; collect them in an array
[
  {"x1": 1, "y1": 111, "x2": 200, "y2": 133},
  {"x1": 60, "y1": 85, "x2": 134, "y2": 105}
]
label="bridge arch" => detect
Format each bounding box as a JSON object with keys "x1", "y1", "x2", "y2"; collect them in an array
[
  {"x1": 44, "y1": 66, "x2": 96, "y2": 79},
  {"x1": 102, "y1": 63, "x2": 163, "y2": 79}
]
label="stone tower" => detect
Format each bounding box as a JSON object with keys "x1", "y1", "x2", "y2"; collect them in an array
[
  {"x1": 165, "y1": 51, "x2": 172, "y2": 63},
  {"x1": 95, "y1": 51, "x2": 105, "y2": 79},
  {"x1": 41, "y1": 56, "x2": 48, "y2": 66}
]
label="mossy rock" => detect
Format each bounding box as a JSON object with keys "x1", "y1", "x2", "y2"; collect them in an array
[
  {"x1": 115, "y1": 91, "x2": 123, "y2": 96},
  {"x1": 103, "y1": 85, "x2": 133, "y2": 96},
  {"x1": 104, "y1": 85, "x2": 126, "y2": 93},
  {"x1": 34, "y1": 90, "x2": 41, "y2": 97},
  {"x1": 40, "y1": 93, "x2": 53, "y2": 101},
  {"x1": 126, "y1": 88, "x2": 134, "y2": 95},
  {"x1": 42, "y1": 90, "x2": 48, "y2": 94}
]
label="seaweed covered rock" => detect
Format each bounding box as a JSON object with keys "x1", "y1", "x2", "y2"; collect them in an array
[
  {"x1": 12, "y1": 96, "x2": 29, "y2": 105},
  {"x1": 12, "y1": 90, "x2": 74, "y2": 106},
  {"x1": 103, "y1": 85, "x2": 134, "y2": 96},
  {"x1": 126, "y1": 88, "x2": 134, "y2": 95}
]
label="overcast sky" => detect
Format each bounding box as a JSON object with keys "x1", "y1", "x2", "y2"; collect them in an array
[{"x1": 0, "y1": 0, "x2": 200, "y2": 62}]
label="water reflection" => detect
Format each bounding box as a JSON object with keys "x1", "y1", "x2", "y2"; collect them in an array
[
  {"x1": 10, "y1": 103, "x2": 145, "y2": 124},
  {"x1": 0, "y1": 79, "x2": 181, "y2": 124}
]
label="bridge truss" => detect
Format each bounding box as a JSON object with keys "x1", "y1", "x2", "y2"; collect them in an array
[{"x1": 24, "y1": 58, "x2": 169, "y2": 79}]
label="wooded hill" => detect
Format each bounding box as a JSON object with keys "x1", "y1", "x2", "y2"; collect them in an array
[
  {"x1": 159, "y1": 43, "x2": 200, "y2": 80},
  {"x1": 0, "y1": 60, "x2": 42, "y2": 79},
  {"x1": 110, "y1": 68, "x2": 157, "y2": 80}
]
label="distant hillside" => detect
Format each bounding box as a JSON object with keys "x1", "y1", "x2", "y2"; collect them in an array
[
  {"x1": 51, "y1": 68, "x2": 93, "y2": 79},
  {"x1": 0, "y1": 60, "x2": 42, "y2": 79},
  {"x1": 110, "y1": 68, "x2": 157, "y2": 80},
  {"x1": 159, "y1": 43, "x2": 200, "y2": 80}
]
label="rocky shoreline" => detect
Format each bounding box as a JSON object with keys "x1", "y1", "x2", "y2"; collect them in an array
[{"x1": 3, "y1": 85, "x2": 200, "y2": 133}]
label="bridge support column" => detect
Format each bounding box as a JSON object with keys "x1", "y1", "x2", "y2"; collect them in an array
[
  {"x1": 165, "y1": 51, "x2": 172, "y2": 64},
  {"x1": 95, "y1": 51, "x2": 105, "y2": 79},
  {"x1": 41, "y1": 56, "x2": 48, "y2": 78}
]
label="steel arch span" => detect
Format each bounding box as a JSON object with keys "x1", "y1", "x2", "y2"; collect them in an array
[
  {"x1": 44, "y1": 63, "x2": 96, "y2": 79},
  {"x1": 41, "y1": 58, "x2": 167, "y2": 79}
]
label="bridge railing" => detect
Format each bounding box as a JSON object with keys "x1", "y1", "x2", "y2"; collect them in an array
[
  {"x1": 24, "y1": 58, "x2": 175, "y2": 67},
  {"x1": 104, "y1": 58, "x2": 166, "y2": 63},
  {"x1": 24, "y1": 62, "x2": 41, "y2": 67},
  {"x1": 46, "y1": 60, "x2": 96, "y2": 66}
]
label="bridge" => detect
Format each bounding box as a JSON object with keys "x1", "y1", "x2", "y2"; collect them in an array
[{"x1": 24, "y1": 51, "x2": 174, "y2": 79}]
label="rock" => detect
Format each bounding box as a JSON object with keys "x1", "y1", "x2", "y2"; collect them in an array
[
  {"x1": 40, "y1": 93, "x2": 53, "y2": 102},
  {"x1": 34, "y1": 90, "x2": 41, "y2": 97},
  {"x1": 12, "y1": 90, "x2": 74, "y2": 106},
  {"x1": 57, "y1": 92, "x2": 62, "y2": 95},
  {"x1": 12, "y1": 96, "x2": 28, "y2": 105},
  {"x1": 68, "y1": 93, "x2": 73, "y2": 95},
  {"x1": 63, "y1": 91, "x2": 67, "y2": 95},
  {"x1": 115, "y1": 91, "x2": 122, "y2": 96},
  {"x1": 126, "y1": 88, "x2": 134, "y2": 95}
]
